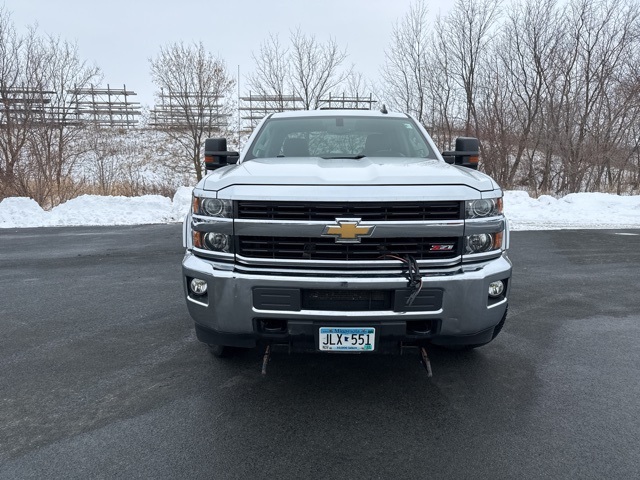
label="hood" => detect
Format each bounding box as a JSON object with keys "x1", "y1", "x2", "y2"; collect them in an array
[{"x1": 202, "y1": 157, "x2": 497, "y2": 192}]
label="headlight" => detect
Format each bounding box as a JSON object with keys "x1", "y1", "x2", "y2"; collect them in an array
[
  {"x1": 192, "y1": 196, "x2": 232, "y2": 218},
  {"x1": 193, "y1": 231, "x2": 232, "y2": 253},
  {"x1": 204, "y1": 232, "x2": 230, "y2": 252},
  {"x1": 466, "y1": 198, "x2": 502, "y2": 218},
  {"x1": 465, "y1": 232, "x2": 503, "y2": 254}
]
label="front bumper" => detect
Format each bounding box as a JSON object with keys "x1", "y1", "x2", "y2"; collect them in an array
[{"x1": 182, "y1": 253, "x2": 512, "y2": 350}]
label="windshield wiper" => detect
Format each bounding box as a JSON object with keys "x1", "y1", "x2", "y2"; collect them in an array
[{"x1": 320, "y1": 154, "x2": 367, "y2": 159}]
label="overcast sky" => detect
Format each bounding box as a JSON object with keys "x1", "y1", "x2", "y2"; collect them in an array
[{"x1": 3, "y1": 0, "x2": 453, "y2": 107}]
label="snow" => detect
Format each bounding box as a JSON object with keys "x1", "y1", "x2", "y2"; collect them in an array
[
  {"x1": 1, "y1": 189, "x2": 639, "y2": 231},
  {"x1": 504, "y1": 191, "x2": 640, "y2": 230},
  {"x1": 0, "y1": 191, "x2": 184, "y2": 228}
]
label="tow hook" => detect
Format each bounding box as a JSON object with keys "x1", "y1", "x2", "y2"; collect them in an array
[
  {"x1": 261, "y1": 345, "x2": 271, "y2": 375},
  {"x1": 420, "y1": 346, "x2": 433, "y2": 378},
  {"x1": 261, "y1": 343, "x2": 432, "y2": 377}
]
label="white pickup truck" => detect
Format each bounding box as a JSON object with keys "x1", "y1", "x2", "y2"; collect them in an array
[{"x1": 182, "y1": 109, "x2": 511, "y2": 363}]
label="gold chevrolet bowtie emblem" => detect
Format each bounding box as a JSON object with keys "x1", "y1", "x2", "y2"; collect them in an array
[{"x1": 322, "y1": 218, "x2": 375, "y2": 243}]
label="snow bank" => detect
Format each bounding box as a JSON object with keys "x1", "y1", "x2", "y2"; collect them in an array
[
  {"x1": 0, "y1": 189, "x2": 193, "y2": 228},
  {"x1": 1, "y1": 188, "x2": 639, "y2": 230},
  {"x1": 0, "y1": 198, "x2": 51, "y2": 228},
  {"x1": 47, "y1": 194, "x2": 174, "y2": 227},
  {"x1": 505, "y1": 191, "x2": 640, "y2": 230},
  {"x1": 171, "y1": 186, "x2": 194, "y2": 220}
]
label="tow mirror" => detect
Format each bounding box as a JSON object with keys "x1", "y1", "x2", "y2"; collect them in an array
[
  {"x1": 204, "y1": 138, "x2": 239, "y2": 171},
  {"x1": 441, "y1": 137, "x2": 479, "y2": 170}
]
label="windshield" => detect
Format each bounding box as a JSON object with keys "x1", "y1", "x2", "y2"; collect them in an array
[{"x1": 244, "y1": 115, "x2": 437, "y2": 160}]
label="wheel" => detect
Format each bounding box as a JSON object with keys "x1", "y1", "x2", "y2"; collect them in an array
[{"x1": 208, "y1": 344, "x2": 233, "y2": 358}]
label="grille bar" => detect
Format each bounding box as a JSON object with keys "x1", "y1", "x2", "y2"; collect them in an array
[
  {"x1": 302, "y1": 289, "x2": 393, "y2": 311},
  {"x1": 237, "y1": 201, "x2": 462, "y2": 221},
  {"x1": 237, "y1": 236, "x2": 460, "y2": 261}
]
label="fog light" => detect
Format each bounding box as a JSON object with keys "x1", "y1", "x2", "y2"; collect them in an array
[
  {"x1": 190, "y1": 278, "x2": 208, "y2": 295},
  {"x1": 488, "y1": 280, "x2": 504, "y2": 298}
]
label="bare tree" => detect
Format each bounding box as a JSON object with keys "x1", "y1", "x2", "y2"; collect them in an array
[
  {"x1": 25, "y1": 35, "x2": 101, "y2": 206},
  {"x1": 381, "y1": 1, "x2": 430, "y2": 123},
  {"x1": 289, "y1": 29, "x2": 351, "y2": 109},
  {"x1": 379, "y1": 0, "x2": 640, "y2": 195},
  {"x1": 83, "y1": 126, "x2": 122, "y2": 195},
  {"x1": 246, "y1": 34, "x2": 290, "y2": 111},
  {"x1": 439, "y1": 0, "x2": 501, "y2": 137},
  {"x1": 551, "y1": 0, "x2": 640, "y2": 193},
  {"x1": 150, "y1": 41, "x2": 235, "y2": 181},
  {"x1": 379, "y1": 0, "x2": 501, "y2": 156},
  {"x1": 1, "y1": 10, "x2": 100, "y2": 206},
  {"x1": 476, "y1": 0, "x2": 564, "y2": 190},
  {"x1": 475, "y1": 51, "x2": 513, "y2": 184},
  {"x1": 247, "y1": 29, "x2": 351, "y2": 111},
  {"x1": 424, "y1": 20, "x2": 462, "y2": 149},
  {"x1": 0, "y1": 9, "x2": 33, "y2": 198}
]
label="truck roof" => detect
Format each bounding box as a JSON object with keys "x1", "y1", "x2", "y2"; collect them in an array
[{"x1": 268, "y1": 109, "x2": 409, "y2": 119}]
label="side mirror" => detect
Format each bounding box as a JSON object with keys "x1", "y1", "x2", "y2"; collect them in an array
[
  {"x1": 441, "y1": 137, "x2": 479, "y2": 170},
  {"x1": 204, "y1": 138, "x2": 239, "y2": 171}
]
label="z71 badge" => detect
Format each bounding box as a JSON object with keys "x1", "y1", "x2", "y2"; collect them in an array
[{"x1": 429, "y1": 244, "x2": 455, "y2": 251}]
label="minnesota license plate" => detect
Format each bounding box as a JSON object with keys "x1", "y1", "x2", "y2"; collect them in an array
[{"x1": 319, "y1": 327, "x2": 375, "y2": 352}]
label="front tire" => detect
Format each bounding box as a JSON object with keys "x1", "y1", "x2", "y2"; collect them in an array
[{"x1": 208, "y1": 344, "x2": 233, "y2": 358}]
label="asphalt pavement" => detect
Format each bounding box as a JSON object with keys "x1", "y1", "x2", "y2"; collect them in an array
[{"x1": 1, "y1": 225, "x2": 639, "y2": 479}]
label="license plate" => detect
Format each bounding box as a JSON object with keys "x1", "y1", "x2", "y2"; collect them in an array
[{"x1": 319, "y1": 327, "x2": 375, "y2": 352}]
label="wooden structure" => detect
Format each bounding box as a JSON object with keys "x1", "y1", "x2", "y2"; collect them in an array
[
  {"x1": 239, "y1": 93, "x2": 304, "y2": 131},
  {"x1": 70, "y1": 84, "x2": 141, "y2": 127},
  {"x1": 1, "y1": 84, "x2": 141, "y2": 128},
  {"x1": 149, "y1": 89, "x2": 230, "y2": 131},
  {"x1": 0, "y1": 86, "x2": 57, "y2": 126},
  {"x1": 318, "y1": 93, "x2": 377, "y2": 110},
  {"x1": 238, "y1": 92, "x2": 376, "y2": 133}
]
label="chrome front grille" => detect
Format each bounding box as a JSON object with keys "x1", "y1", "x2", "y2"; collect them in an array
[
  {"x1": 236, "y1": 201, "x2": 463, "y2": 221},
  {"x1": 237, "y1": 236, "x2": 460, "y2": 261}
]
